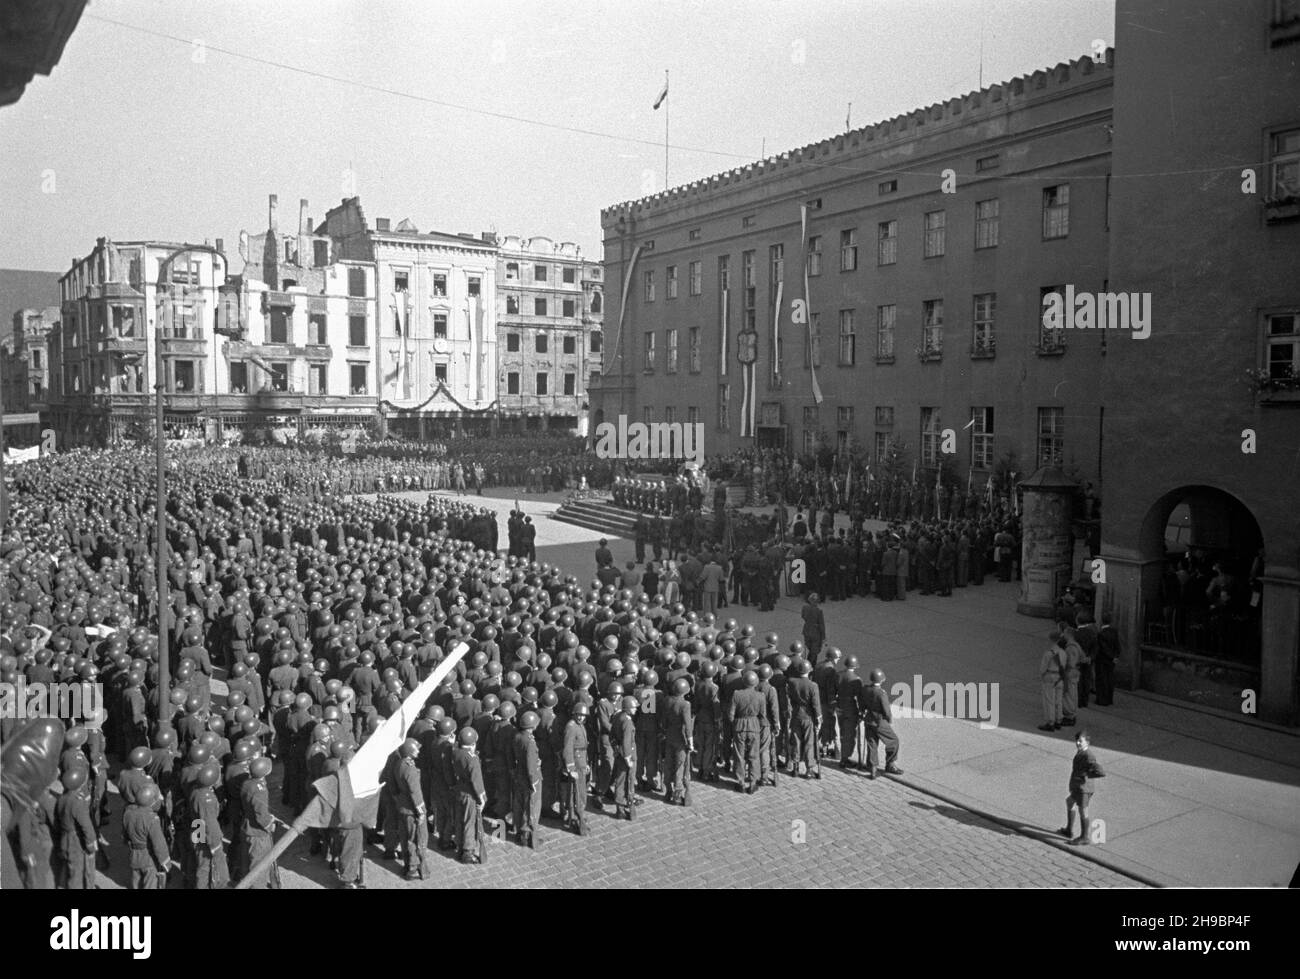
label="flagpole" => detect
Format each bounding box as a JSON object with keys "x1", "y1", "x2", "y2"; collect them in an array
[{"x1": 663, "y1": 70, "x2": 669, "y2": 188}]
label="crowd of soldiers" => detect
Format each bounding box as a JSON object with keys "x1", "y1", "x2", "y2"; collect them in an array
[{"x1": 0, "y1": 444, "x2": 901, "y2": 891}]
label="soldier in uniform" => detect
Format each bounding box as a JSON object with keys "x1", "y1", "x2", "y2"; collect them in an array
[
  {"x1": 692, "y1": 661, "x2": 722, "y2": 782},
  {"x1": 187, "y1": 765, "x2": 228, "y2": 889},
  {"x1": 662, "y1": 677, "x2": 693, "y2": 805},
  {"x1": 394, "y1": 738, "x2": 430, "y2": 880},
  {"x1": 814, "y1": 647, "x2": 841, "y2": 759},
  {"x1": 785, "y1": 658, "x2": 822, "y2": 778},
  {"x1": 861, "y1": 668, "x2": 903, "y2": 777},
  {"x1": 592, "y1": 681, "x2": 621, "y2": 809},
  {"x1": 452, "y1": 727, "x2": 487, "y2": 865},
  {"x1": 610, "y1": 695, "x2": 638, "y2": 820},
  {"x1": 240, "y1": 756, "x2": 279, "y2": 888},
  {"x1": 55, "y1": 766, "x2": 97, "y2": 889},
  {"x1": 561, "y1": 701, "x2": 591, "y2": 834},
  {"x1": 836, "y1": 655, "x2": 865, "y2": 768},
  {"x1": 511, "y1": 711, "x2": 543, "y2": 848},
  {"x1": 428, "y1": 718, "x2": 459, "y2": 851},
  {"x1": 633, "y1": 669, "x2": 662, "y2": 792},
  {"x1": 728, "y1": 670, "x2": 765, "y2": 794},
  {"x1": 756, "y1": 663, "x2": 781, "y2": 786},
  {"x1": 123, "y1": 783, "x2": 171, "y2": 889}
]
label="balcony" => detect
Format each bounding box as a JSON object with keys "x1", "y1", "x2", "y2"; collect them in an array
[{"x1": 102, "y1": 336, "x2": 148, "y2": 356}]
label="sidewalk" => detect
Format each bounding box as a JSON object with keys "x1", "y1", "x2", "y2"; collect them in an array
[{"x1": 534, "y1": 518, "x2": 1300, "y2": 888}]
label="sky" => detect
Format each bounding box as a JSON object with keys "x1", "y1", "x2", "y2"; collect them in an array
[{"x1": 0, "y1": 0, "x2": 1116, "y2": 272}]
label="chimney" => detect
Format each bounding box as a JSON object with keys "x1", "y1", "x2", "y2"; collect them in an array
[
  {"x1": 375, "y1": 218, "x2": 390, "y2": 232},
  {"x1": 268, "y1": 194, "x2": 278, "y2": 233},
  {"x1": 298, "y1": 199, "x2": 309, "y2": 268},
  {"x1": 215, "y1": 238, "x2": 225, "y2": 256}
]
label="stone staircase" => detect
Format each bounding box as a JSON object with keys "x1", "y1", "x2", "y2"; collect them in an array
[{"x1": 552, "y1": 497, "x2": 638, "y2": 538}]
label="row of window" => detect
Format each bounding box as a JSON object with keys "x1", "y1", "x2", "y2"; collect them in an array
[
  {"x1": 503, "y1": 371, "x2": 581, "y2": 397},
  {"x1": 505, "y1": 332, "x2": 602, "y2": 355},
  {"x1": 644, "y1": 186, "x2": 1074, "y2": 304},
  {"x1": 503, "y1": 295, "x2": 602, "y2": 316},
  {"x1": 503, "y1": 263, "x2": 587, "y2": 285},
  {"x1": 382, "y1": 269, "x2": 480, "y2": 300}
]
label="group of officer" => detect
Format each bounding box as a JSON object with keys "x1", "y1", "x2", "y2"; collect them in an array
[{"x1": 1, "y1": 444, "x2": 904, "y2": 890}]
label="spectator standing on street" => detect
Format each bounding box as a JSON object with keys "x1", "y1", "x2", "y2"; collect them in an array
[
  {"x1": 800, "y1": 592, "x2": 826, "y2": 662},
  {"x1": 1094, "y1": 614, "x2": 1119, "y2": 706},
  {"x1": 700, "y1": 555, "x2": 725, "y2": 617},
  {"x1": 1038, "y1": 631, "x2": 1066, "y2": 732},
  {"x1": 1060, "y1": 731, "x2": 1106, "y2": 845}
]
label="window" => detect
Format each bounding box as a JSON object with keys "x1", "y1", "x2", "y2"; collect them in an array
[
  {"x1": 742, "y1": 251, "x2": 756, "y2": 331},
  {"x1": 31, "y1": 350, "x2": 41, "y2": 368},
  {"x1": 467, "y1": 276, "x2": 481, "y2": 298},
  {"x1": 808, "y1": 235, "x2": 822, "y2": 276},
  {"x1": 506, "y1": 332, "x2": 520, "y2": 353},
  {"x1": 309, "y1": 363, "x2": 328, "y2": 396},
  {"x1": 643, "y1": 406, "x2": 654, "y2": 425},
  {"x1": 976, "y1": 154, "x2": 999, "y2": 172},
  {"x1": 536, "y1": 372, "x2": 549, "y2": 395},
  {"x1": 506, "y1": 372, "x2": 520, "y2": 394},
  {"x1": 718, "y1": 383, "x2": 730, "y2": 431},
  {"x1": 667, "y1": 328, "x2": 679, "y2": 373},
  {"x1": 562, "y1": 267, "x2": 576, "y2": 284},
  {"x1": 590, "y1": 291, "x2": 602, "y2": 313},
  {"x1": 1037, "y1": 407, "x2": 1065, "y2": 467},
  {"x1": 534, "y1": 298, "x2": 548, "y2": 316},
  {"x1": 840, "y1": 229, "x2": 858, "y2": 271},
  {"x1": 687, "y1": 406, "x2": 699, "y2": 426},
  {"x1": 970, "y1": 407, "x2": 994, "y2": 469},
  {"x1": 878, "y1": 179, "x2": 897, "y2": 194},
  {"x1": 975, "y1": 198, "x2": 999, "y2": 249},
  {"x1": 1269, "y1": 127, "x2": 1300, "y2": 199},
  {"x1": 270, "y1": 362, "x2": 289, "y2": 392},
  {"x1": 874, "y1": 406, "x2": 894, "y2": 427},
  {"x1": 876, "y1": 304, "x2": 896, "y2": 358},
  {"x1": 313, "y1": 241, "x2": 329, "y2": 267},
  {"x1": 535, "y1": 264, "x2": 548, "y2": 283},
  {"x1": 168, "y1": 359, "x2": 194, "y2": 393},
  {"x1": 922, "y1": 300, "x2": 944, "y2": 356},
  {"x1": 563, "y1": 335, "x2": 576, "y2": 354},
  {"x1": 535, "y1": 334, "x2": 548, "y2": 354},
  {"x1": 347, "y1": 267, "x2": 366, "y2": 297},
  {"x1": 718, "y1": 255, "x2": 731, "y2": 292},
  {"x1": 590, "y1": 331, "x2": 602, "y2": 353},
  {"x1": 1040, "y1": 285, "x2": 1066, "y2": 351},
  {"x1": 688, "y1": 261, "x2": 702, "y2": 296},
  {"x1": 770, "y1": 244, "x2": 785, "y2": 285},
  {"x1": 742, "y1": 214, "x2": 756, "y2": 228},
  {"x1": 689, "y1": 327, "x2": 701, "y2": 372},
  {"x1": 434, "y1": 362, "x2": 448, "y2": 384},
  {"x1": 689, "y1": 228, "x2": 702, "y2": 241},
  {"x1": 838, "y1": 309, "x2": 856, "y2": 365},
  {"x1": 433, "y1": 273, "x2": 447, "y2": 297},
  {"x1": 564, "y1": 372, "x2": 576, "y2": 395},
  {"x1": 802, "y1": 406, "x2": 819, "y2": 455},
  {"x1": 229, "y1": 361, "x2": 248, "y2": 393},
  {"x1": 837, "y1": 406, "x2": 854, "y2": 430},
  {"x1": 348, "y1": 315, "x2": 366, "y2": 346},
  {"x1": 1043, "y1": 184, "x2": 1070, "y2": 239},
  {"x1": 1266, "y1": 312, "x2": 1299, "y2": 381},
  {"x1": 308, "y1": 313, "x2": 327, "y2": 345},
  {"x1": 643, "y1": 331, "x2": 656, "y2": 371},
  {"x1": 506, "y1": 296, "x2": 519, "y2": 314},
  {"x1": 805, "y1": 313, "x2": 821, "y2": 367},
  {"x1": 923, "y1": 210, "x2": 946, "y2": 258},
  {"x1": 505, "y1": 263, "x2": 519, "y2": 281},
  {"x1": 973, "y1": 293, "x2": 996, "y2": 354},
  {"x1": 563, "y1": 298, "x2": 576, "y2": 318},
  {"x1": 875, "y1": 432, "x2": 891, "y2": 463},
  {"x1": 664, "y1": 406, "x2": 675, "y2": 425},
  {"x1": 667, "y1": 265, "x2": 678, "y2": 299},
  {"x1": 644, "y1": 270, "x2": 655, "y2": 302},
  {"x1": 920, "y1": 407, "x2": 942, "y2": 465},
  {"x1": 394, "y1": 271, "x2": 409, "y2": 292},
  {"x1": 269, "y1": 309, "x2": 289, "y2": 344},
  {"x1": 877, "y1": 220, "x2": 897, "y2": 265}
]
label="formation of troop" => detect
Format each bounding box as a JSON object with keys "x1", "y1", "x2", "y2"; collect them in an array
[{"x1": 0, "y1": 444, "x2": 903, "y2": 891}]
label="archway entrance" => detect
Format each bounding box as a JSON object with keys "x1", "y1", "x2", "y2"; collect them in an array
[{"x1": 1136, "y1": 485, "x2": 1264, "y2": 708}]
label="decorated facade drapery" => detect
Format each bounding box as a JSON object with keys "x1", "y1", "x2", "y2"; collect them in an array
[
  {"x1": 380, "y1": 380, "x2": 499, "y2": 414},
  {"x1": 800, "y1": 203, "x2": 824, "y2": 404},
  {"x1": 609, "y1": 243, "x2": 644, "y2": 381}
]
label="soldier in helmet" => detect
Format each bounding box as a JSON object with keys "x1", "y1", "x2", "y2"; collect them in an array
[
  {"x1": 240, "y1": 757, "x2": 279, "y2": 888},
  {"x1": 592, "y1": 681, "x2": 622, "y2": 808},
  {"x1": 55, "y1": 765, "x2": 97, "y2": 889},
  {"x1": 428, "y1": 718, "x2": 459, "y2": 851},
  {"x1": 561, "y1": 701, "x2": 590, "y2": 834},
  {"x1": 728, "y1": 670, "x2": 765, "y2": 794},
  {"x1": 693, "y1": 661, "x2": 722, "y2": 782},
  {"x1": 861, "y1": 668, "x2": 903, "y2": 778},
  {"x1": 785, "y1": 658, "x2": 822, "y2": 779},
  {"x1": 394, "y1": 738, "x2": 430, "y2": 880},
  {"x1": 187, "y1": 765, "x2": 228, "y2": 889},
  {"x1": 452, "y1": 727, "x2": 487, "y2": 864},
  {"x1": 610, "y1": 695, "x2": 638, "y2": 820},
  {"x1": 123, "y1": 782, "x2": 171, "y2": 889},
  {"x1": 662, "y1": 677, "x2": 694, "y2": 805},
  {"x1": 511, "y1": 711, "x2": 543, "y2": 848},
  {"x1": 814, "y1": 646, "x2": 842, "y2": 759},
  {"x1": 633, "y1": 669, "x2": 662, "y2": 792},
  {"x1": 836, "y1": 655, "x2": 866, "y2": 769}
]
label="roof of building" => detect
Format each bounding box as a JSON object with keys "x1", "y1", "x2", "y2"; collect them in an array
[{"x1": 0, "y1": 269, "x2": 62, "y2": 342}]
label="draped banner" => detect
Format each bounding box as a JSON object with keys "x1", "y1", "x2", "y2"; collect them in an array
[
  {"x1": 611, "y1": 244, "x2": 644, "y2": 381},
  {"x1": 800, "y1": 204, "x2": 824, "y2": 404},
  {"x1": 772, "y1": 279, "x2": 783, "y2": 388},
  {"x1": 719, "y1": 288, "x2": 729, "y2": 377},
  {"x1": 737, "y1": 324, "x2": 757, "y2": 437}
]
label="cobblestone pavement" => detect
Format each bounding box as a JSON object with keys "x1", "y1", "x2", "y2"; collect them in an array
[{"x1": 263, "y1": 765, "x2": 1138, "y2": 889}]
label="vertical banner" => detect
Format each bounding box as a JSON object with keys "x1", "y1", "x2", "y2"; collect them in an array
[
  {"x1": 719, "y1": 288, "x2": 729, "y2": 377},
  {"x1": 611, "y1": 244, "x2": 644, "y2": 382},
  {"x1": 800, "y1": 204, "x2": 823, "y2": 404},
  {"x1": 467, "y1": 298, "x2": 477, "y2": 402},
  {"x1": 772, "y1": 279, "x2": 783, "y2": 387}
]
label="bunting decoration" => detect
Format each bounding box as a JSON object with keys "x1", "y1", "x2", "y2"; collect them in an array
[
  {"x1": 737, "y1": 322, "x2": 758, "y2": 437},
  {"x1": 772, "y1": 279, "x2": 783, "y2": 388},
  {"x1": 610, "y1": 244, "x2": 644, "y2": 379},
  {"x1": 719, "y1": 287, "x2": 729, "y2": 377},
  {"x1": 800, "y1": 203, "x2": 824, "y2": 404}
]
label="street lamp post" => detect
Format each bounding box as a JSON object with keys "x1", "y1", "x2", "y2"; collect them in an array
[{"x1": 153, "y1": 244, "x2": 224, "y2": 706}]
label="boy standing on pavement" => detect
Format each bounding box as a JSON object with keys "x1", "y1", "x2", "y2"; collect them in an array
[{"x1": 1060, "y1": 731, "x2": 1106, "y2": 845}]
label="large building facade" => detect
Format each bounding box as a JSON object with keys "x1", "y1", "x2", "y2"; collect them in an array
[
  {"x1": 494, "y1": 235, "x2": 603, "y2": 431},
  {"x1": 597, "y1": 52, "x2": 1114, "y2": 485},
  {"x1": 1100, "y1": 0, "x2": 1300, "y2": 724}
]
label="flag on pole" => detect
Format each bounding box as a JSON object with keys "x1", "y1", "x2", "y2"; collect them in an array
[
  {"x1": 653, "y1": 77, "x2": 668, "y2": 110},
  {"x1": 935, "y1": 466, "x2": 943, "y2": 520},
  {"x1": 800, "y1": 204, "x2": 824, "y2": 404}
]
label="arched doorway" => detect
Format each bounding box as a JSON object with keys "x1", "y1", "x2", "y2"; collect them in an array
[{"x1": 1135, "y1": 485, "x2": 1264, "y2": 707}]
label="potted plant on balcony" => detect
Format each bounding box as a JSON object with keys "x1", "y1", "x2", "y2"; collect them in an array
[
  {"x1": 1245, "y1": 366, "x2": 1300, "y2": 400},
  {"x1": 915, "y1": 339, "x2": 942, "y2": 362}
]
